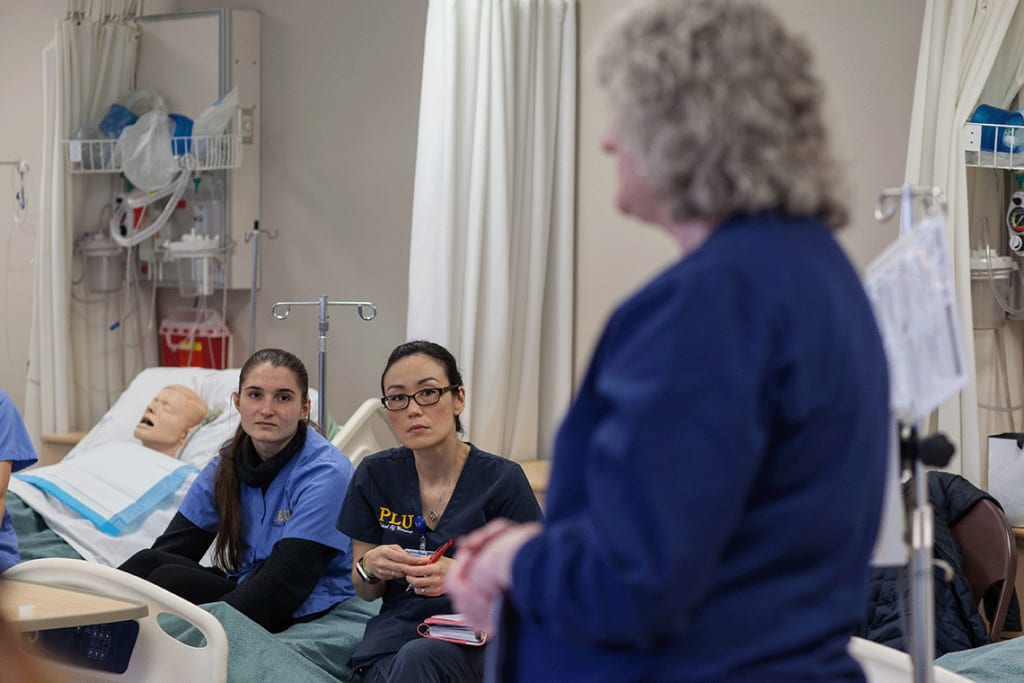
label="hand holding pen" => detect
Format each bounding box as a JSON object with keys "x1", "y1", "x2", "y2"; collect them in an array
[{"x1": 406, "y1": 538, "x2": 454, "y2": 593}]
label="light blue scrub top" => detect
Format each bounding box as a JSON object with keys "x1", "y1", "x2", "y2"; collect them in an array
[
  {"x1": 0, "y1": 389, "x2": 39, "y2": 572},
  {"x1": 179, "y1": 427, "x2": 355, "y2": 617}
]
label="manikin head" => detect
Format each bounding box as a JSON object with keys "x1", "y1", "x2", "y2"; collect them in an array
[{"x1": 133, "y1": 385, "x2": 209, "y2": 456}]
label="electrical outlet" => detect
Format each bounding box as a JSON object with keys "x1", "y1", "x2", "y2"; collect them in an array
[
  {"x1": 964, "y1": 123, "x2": 981, "y2": 152},
  {"x1": 241, "y1": 107, "x2": 255, "y2": 144}
]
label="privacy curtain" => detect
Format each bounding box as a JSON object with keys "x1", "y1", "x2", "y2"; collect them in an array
[
  {"x1": 25, "y1": 1, "x2": 141, "y2": 444},
  {"x1": 406, "y1": 0, "x2": 577, "y2": 461},
  {"x1": 904, "y1": 0, "x2": 1024, "y2": 485}
]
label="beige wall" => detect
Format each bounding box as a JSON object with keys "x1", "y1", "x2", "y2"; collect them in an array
[
  {"x1": 0, "y1": 1, "x2": 427, "y2": 429},
  {"x1": 153, "y1": 0, "x2": 427, "y2": 426},
  {"x1": 0, "y1": 1, "x2": 924, "y2": 443},
  {"x1": 0, "y1": 3, "x2": 58, "y2": 414},
  {"x1": 575, "y1": 0, "x2": 926, "y2": 375}
]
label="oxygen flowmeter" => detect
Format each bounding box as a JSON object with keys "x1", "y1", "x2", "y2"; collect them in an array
[{"x1": 1008, "y1": 190, "x2": 1024, "y2": 253}]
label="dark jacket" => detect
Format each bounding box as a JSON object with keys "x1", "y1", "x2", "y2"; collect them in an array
[{"x1": 864, "y1": 471, "x2": 1019, "y2": 656}]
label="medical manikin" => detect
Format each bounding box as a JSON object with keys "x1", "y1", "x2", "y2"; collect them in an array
[{"x1": 133, "y1": 385, "x2": 208, "y2": 457}]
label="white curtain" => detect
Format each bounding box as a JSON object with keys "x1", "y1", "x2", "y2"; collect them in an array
[
  {"x1": 904, "y1": 0, "x2": 1024, "y2": 485},
  {"x1": 407, "y1": 0, "x2": 576, "y2": 461},
  {"x1": 25, "y1": 2, "x2": 142, "y2": 444}
]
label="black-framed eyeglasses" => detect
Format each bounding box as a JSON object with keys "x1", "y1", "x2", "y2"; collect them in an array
[{"x1": 380, "y1": 385, "x2": 460, "y2": 411}]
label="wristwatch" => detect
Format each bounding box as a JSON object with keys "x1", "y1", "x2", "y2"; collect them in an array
[{"x1": 356, "y1": 554, "x2": 380, "y2": 584}]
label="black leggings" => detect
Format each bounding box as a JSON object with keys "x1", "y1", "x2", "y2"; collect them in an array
[{"x1": 119, "y1": 549, "x2": 237, "y2": 605}]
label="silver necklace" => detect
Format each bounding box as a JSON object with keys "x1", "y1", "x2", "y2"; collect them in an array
[
  {"x1": 423, "y1": 451, "x2": 466, "y2": 523},
  {"x1": 426, "y1": 471, "x2": 458, "y2": 523},
  {"x1": 427, "y1": 483, "x2": 450, "y2": 522}
]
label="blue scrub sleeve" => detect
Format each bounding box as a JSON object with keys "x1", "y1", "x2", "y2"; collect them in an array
[
  {"x1": 508, "y1": 274, "x2": 768, "y2": 646},
  {"x1": 0, "y1": 390, "x2": 38, "y2": 471},
  {"x1": 177, "y1": 458, "x2": 221, "y2": 532},
  {"x1": 278, "y1": 459, "x2": 352, "y2": 551},
  {"x1": 492, "y1": 464, "x2": 543, "y2": 523},
  {"x1": 1, "y1": 390, "x2": 38, "y2": 572},
  {"x1": 336, "y1": 459, "x2": 390, "y2": 544}
]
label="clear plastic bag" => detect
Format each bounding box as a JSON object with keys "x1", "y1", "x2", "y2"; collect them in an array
[
  {"x1": 117, "y1": 110, "x2": 178, "y2": 190},
  {"x1": 192, "y1": 87, "x2": 239, "y2": 162}
]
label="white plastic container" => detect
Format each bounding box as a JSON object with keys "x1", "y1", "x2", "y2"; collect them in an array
[
  {"x1": 78, "y1": 233, "x2": 123, "y2": 293},
  {"x1": 163, "y1": 229, "x2": 223, "y2": 297},
  {"x1": 970, "y1": 248, "x2": 1018, "y2": 328}
]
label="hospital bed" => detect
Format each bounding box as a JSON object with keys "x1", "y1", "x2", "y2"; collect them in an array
[
  {"x1": 7, "y1": 366, "x2": 391, "y2": 681},
  {"x1": 849, "y1": 637, "x2": 977, "y2": 682},
  {"x1": 9, "y1": 366, "x2": 397, "y2": 566},
  {"x1": 9, "y1": 367, "x2": 248, "y2": 566},
  {"x1": 330, "y1": 396, "x2": 398, "y2": 468},
  {"x1": 6, "y1": 557, "x2": 228, "y2": 682}
]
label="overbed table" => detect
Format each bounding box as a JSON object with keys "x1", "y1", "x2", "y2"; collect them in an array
[{"x1": 1, "y1": 578, "x2": 148, "y2": 631}]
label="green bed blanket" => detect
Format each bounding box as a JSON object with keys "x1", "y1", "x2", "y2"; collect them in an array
[
  {"x1": 936, "y1": 637, "x2": 1024, "y2": 683},
  {"x1": 166, "y1": 598, "x2": 379, "y2": 682},
  {"x1": 8, "y1": 492, "x2": 82, "y2": 561}
]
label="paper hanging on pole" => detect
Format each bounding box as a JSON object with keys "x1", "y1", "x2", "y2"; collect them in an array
[{"x1": 864, "y1": 213, "x2": 968, "y2": 424}]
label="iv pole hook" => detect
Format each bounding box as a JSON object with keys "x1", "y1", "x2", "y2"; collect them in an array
[{"x1": 270, "y1": 296, "x2": 378, "y2": 427}]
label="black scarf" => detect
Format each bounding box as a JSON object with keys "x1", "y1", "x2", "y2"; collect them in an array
[{"x1": 235, "y1": 423, "x2": 308, "y2": 489}]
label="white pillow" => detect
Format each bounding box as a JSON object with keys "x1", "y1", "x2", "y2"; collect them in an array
[
  {"x1": 178, "y1": 370, "x2": 242, "y2": 466},
  {"x1": 70, "y1": 368, "x2": 215, "y2": 457},
  {"x1": 69, "y1": 366, "x2": 320, "y2": 467}
]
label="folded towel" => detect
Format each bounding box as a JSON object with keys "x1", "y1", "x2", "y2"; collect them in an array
[{"x1": 14, "y1": 442, "x2": 198, "y2": 537}]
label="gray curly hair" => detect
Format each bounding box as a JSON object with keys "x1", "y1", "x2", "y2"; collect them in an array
[{"x1": 595, "y1": 0, "x2": 848, "y2": 229}]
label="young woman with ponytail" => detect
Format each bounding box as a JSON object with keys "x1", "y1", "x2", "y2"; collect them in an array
[{"x1": 120, "y1": 348, "x2": 355, "y2": 632}]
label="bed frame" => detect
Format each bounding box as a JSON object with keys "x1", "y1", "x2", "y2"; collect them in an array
[
  {"x1": 6, "y1": 558, "x2": 227, "y2": 682},
  {"x1": 849, "y1": 636, "x2": 975, "y2": 683}
]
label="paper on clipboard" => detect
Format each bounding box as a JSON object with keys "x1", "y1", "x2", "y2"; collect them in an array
[{"x1": 864, "y1": 213, "x2": 968, "y2": 424}]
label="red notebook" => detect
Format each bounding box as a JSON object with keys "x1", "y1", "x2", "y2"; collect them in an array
[{"x1": 417, "y1": 614, "x2": 488, "y2": 646}]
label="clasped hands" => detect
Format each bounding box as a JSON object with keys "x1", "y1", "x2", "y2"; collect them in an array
[
  {"x1": 363, "y1": 544, "x2": 451, "y2": 597},
  {"x1": 446, "y1": 520, "x2": 542, "y2": 634}
]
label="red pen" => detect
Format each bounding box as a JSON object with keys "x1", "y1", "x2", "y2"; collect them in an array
[
  {"x1": 428, "y1": 538, "x2": 454, "y2": 564},
  {"x1": 407, "y1": 539, "x2": 454, "y2": 593}
]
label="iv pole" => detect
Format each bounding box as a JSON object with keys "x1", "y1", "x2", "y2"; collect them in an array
[
  {"x1": 271, "y1": 296, "x2": 377, "y2": 428},
  {"x1": 244, "y1": 221, "x2": 277, "y2": 356},
  {"x1": 873, "y1": 184, "x2": 954, "y2": 683}
]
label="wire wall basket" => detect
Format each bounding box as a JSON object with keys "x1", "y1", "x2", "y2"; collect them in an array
[
  {"x1": 964, "y1": 122, "x2": 1024, "y2": 170},
  {"x1": 65, "y1": 132, "x2": 242, "y2": 174}
]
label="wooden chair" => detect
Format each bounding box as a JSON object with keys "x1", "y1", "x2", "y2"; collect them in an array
[{"x1": 950, "y1": 498, "x2": 1017, "y2": 641}]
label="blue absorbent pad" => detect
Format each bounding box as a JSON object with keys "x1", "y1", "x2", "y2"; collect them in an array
[{"x1": 15, "y1": 442, "x2": 198, "y2": 537}]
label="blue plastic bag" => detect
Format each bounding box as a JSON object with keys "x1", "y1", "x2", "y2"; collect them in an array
[{"x1": 969, "y1": 104, "x2": 1024, "y2": 153}]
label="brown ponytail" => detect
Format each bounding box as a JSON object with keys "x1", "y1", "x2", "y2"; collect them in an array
[{"x1": 212, "y1": 424, "x2": 245, "y2": 572}]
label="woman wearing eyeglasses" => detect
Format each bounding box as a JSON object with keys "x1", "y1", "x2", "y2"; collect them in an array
[{"x1": 336, "y1": 340, "x2": 541, "y2": 683}]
